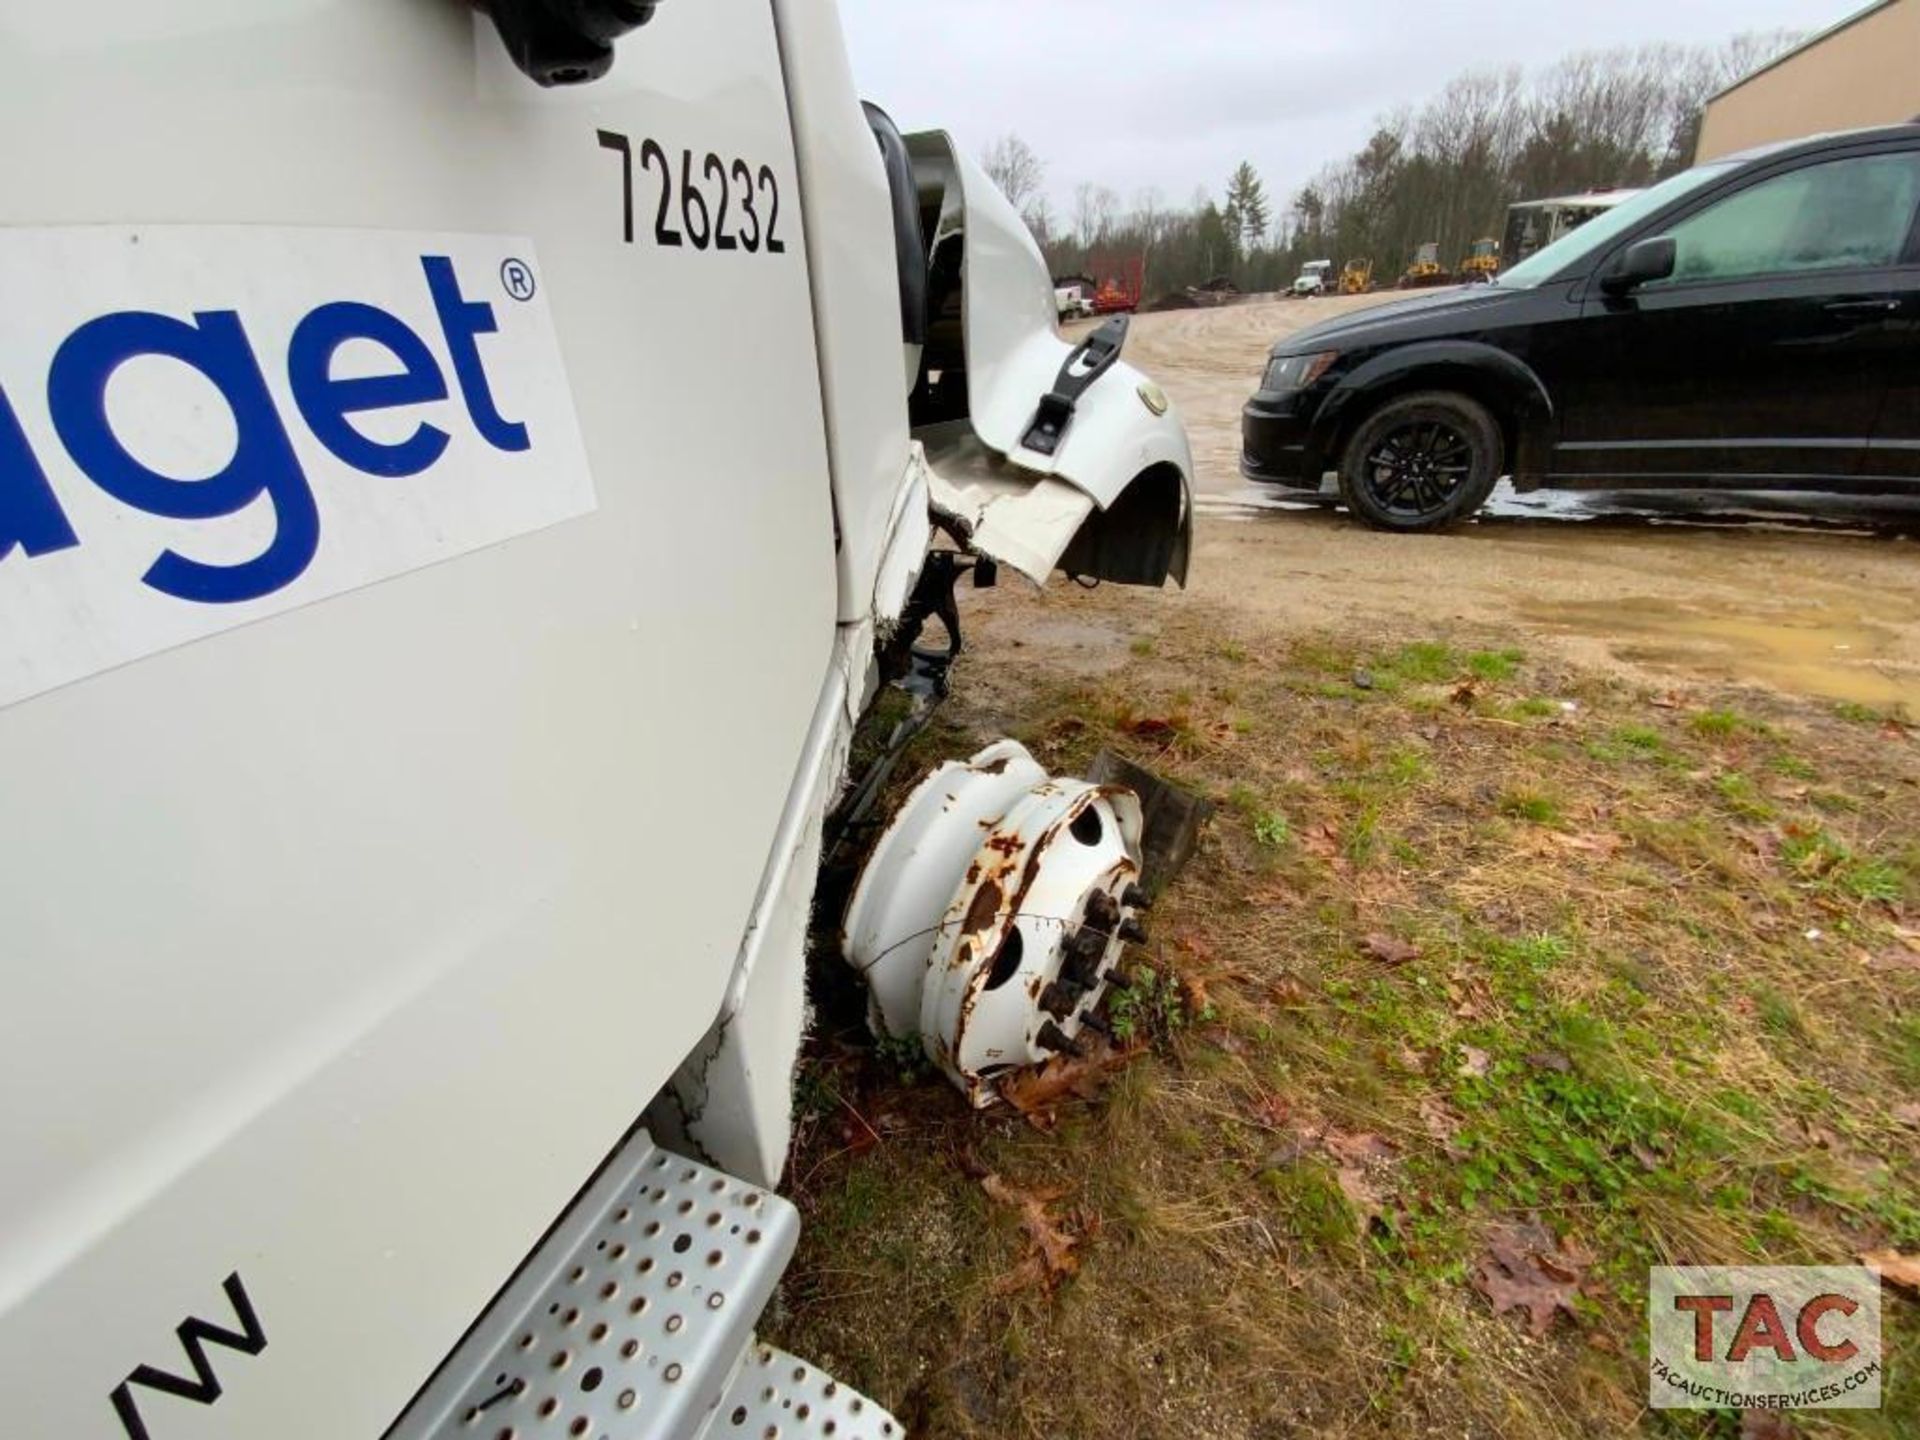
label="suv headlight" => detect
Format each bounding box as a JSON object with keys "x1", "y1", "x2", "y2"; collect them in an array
[{"x1": 1262, "y1": 351, "x2": 1339, "y2": 393}]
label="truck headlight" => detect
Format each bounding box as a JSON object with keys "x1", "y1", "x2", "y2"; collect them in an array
[{"x1": 1262, "y1": 351, "x2": 1339, "y2": 393}]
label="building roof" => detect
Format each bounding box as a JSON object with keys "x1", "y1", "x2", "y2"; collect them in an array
[{"x1": 1705, "y1": 0, "x2": 1905, "y2": 105}]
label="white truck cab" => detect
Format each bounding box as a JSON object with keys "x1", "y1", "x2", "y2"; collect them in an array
[
  {"x1": 1290, "y1": 259, "x2": 1334, "y2": 297},
  {"x1": 0, "y1": 3, "x2": 1192, "y2": 1437}
]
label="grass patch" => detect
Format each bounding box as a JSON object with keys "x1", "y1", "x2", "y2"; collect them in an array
[
  {"x1": 1769, "y1": 752, "x2": 1818, "y2": 780},
  {"x1": 1689, "y1": 707, "x2": 1747, "y2": 738},
  {"x1": 779, "y1": 603, "x2": 1920, "y2": 1440},
  {"x1": 1467, "y1": 648, "x2": 1524, "y2": 682},
  {"x1": 1384, "y1": 641, "x2": 1457, "y2": 684},
  {"x1": 1498, "y1": 788, "x2": 1563, "y2": 825}
]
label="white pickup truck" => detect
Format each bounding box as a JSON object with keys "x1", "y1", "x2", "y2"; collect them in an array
[{"x1": 0, "y1": 3, "x2": 1192, "y2": 1437}]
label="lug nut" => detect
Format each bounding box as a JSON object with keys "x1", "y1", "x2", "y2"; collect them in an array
[
  {"x1": 1038, "y1": 981, "x2": 1081, "y2": 1019},
  {"x1": 1061, "y1": 948, "x2": 1102, "y2": 990},
  {"x1": 1085, "y1": 891, "x2": 1120, "y2": 929},
  {"x1": 1122, "y1": 883, "x2": 1152, "y2": 911},
  {"x1": 1036, "y1": 1020, "x2": 1087, "y2": 1057},
  {"x1": 1068, "y1": 926, "x2": 1106, "y2": 962},
  {"x1": 1118, "y1": 916, "x2": 1148, "y2": 945}
]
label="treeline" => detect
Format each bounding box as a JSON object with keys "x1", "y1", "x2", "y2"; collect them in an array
[{"x1": 983, "y1": 31, "x2": 1800, "y2": 300}]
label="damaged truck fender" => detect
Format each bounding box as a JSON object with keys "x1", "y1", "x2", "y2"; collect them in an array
[{"x1": 905, "y1": 131, "x2": 1194, "y2": 590}]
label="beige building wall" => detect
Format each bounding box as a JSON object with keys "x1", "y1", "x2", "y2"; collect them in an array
[{"x1": 1696, "y1": 0, "x2": 1919, "y2": 161}]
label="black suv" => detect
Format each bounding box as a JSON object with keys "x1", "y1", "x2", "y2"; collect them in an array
[{"x1": 1241, "y1": 124, "x2": 1920, "y2": 530}]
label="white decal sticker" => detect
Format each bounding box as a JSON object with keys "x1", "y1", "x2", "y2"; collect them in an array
[{"x1": 0, "y1": 226, "x2": 596, "y2": 707}]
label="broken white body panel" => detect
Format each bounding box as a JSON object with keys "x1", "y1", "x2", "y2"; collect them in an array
[{"x1": 0, "y1": 1, "x2": 1191, "y2": 1436}]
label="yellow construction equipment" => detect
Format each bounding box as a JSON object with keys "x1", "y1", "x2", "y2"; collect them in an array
[
  {"x1": 1339, "y1": 258, "x2": 1374, "y2": 295},
  {"x1": 1458, "y1": 237, "x2": 1501, "y2": 284},
  {"x1": 1399, "y1": 241, "x2": 1448, "y2": 289}
]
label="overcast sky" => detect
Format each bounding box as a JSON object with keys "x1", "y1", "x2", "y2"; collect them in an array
[{"x1": 837, "y1": 0, "x2": 1856, "y2": 215}]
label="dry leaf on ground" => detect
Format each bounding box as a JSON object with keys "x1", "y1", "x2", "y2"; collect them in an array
[
  {"x1": 1458, "y1": 1045, "x2": 1492, "y2": 1078},
  {"x1": 1335, "y1": 1166, "x2": 1385, "y2": 1231},
  {"x1": 1299, "y1": 1127, "x2": 1398, "y2": 1233},
  {"x1": 1740, "y1": 1411, "x2": 1797, "y2": 1440},
  {"x1": 1472, "y1": 1219, "x2": 1589, "y2": 1336},
  {"x1": 1361, "y1": 933, "x2": 1421, "y2": 966},
  {"x1": 1419, "y1": 1097, "x2": 1468, "y2": 1160},
  {"x1": 1323, "y1": 1130, "x2": 1397, "y2": 1166},
  {"x1": 1177, "y1": 932, "x2": 1216, "y2": 964},
  {"x1": 1266, "y1": 975, "x2": 1309, "y2": 1006},
  {"x1": 980, "y1": 1174, "x2": 1079, "y2": 1293},
  {"x1": 1862, "y1": 1250, "x2": 1920, "y2": 1293},
  {"x1": 1300, "y1": 822, "x2": 1343, "y2": 863},
  {"x1": 1248, "y1": 1092, "x2": 1292, "y2": 1130},
  {"x1": 998, "y1": 1041, "x2": 1138, "y2": 1129}
]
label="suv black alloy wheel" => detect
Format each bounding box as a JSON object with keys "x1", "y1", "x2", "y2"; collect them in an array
[{"x1": 1337, "y1": 391, "x2": 1502, "y2": 532}]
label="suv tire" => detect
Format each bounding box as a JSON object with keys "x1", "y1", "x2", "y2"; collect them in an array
[{"x1": 1336, "y1": 391, "x2": 1502, "y2": 532}]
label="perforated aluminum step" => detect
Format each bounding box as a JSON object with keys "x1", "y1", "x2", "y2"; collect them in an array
[
  {"x1": 705, "y1": 1343, "x2": 901, "y2": 1440},
  {"x1": 391, "y1": 1131, "x2": 839, "y2": 1440}
]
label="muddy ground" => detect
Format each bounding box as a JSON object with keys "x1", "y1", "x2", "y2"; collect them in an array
[{"x1": 1092, "y1": 293, "x2": 1920, "y2": 716}]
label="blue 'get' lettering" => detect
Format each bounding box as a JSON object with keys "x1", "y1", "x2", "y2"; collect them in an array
[{"x1": 0, "y1": 254, "x2": 530, "y2": 604}]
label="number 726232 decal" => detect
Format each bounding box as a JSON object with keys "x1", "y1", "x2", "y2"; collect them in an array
[{"x1": 595, "y1": 130, "x2": 786, "y2": 255}]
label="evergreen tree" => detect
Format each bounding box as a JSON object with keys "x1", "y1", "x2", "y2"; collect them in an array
[{"x1": 1225, "y1": 162, "x2": 1271, "y2": 252}]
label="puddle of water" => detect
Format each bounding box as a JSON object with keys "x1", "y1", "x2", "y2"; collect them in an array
[
  {"x1": 1522, "y1": 596, "x2": 1920, "y2": 714},
  {"x1": 1203, "y1": 479, "x2": 1920, "y2": 535}
]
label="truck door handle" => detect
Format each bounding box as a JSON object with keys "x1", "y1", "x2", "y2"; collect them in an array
[{"x1": 1823, "y1": 298, "x2": 1901, "y2": 319}]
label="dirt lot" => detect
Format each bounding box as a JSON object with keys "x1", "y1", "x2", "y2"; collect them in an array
[
  {"x1": 1124, "y1": 294, "x2": 1920, "y2": 716},
  {"x1": 766, "y1": 296, "x2": 1920, "y2": 1438}
]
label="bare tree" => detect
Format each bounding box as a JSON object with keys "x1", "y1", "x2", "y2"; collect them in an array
[
  {"x1": 1132, "y1": 187, "x2": 1166, "y2": 291},
  {"x1": 1024, "y1": 194, "x2": 1056, "y2": 248},
  {"x1": 1071, "y1": 182, "x2": 1100, "y2": 249},
  {"x1": 980, "y1": 133, "x2": 1045, "y2": 212},
  {"x1": 1072, "y1": 182, "x2": 1121, "y2": 248}
]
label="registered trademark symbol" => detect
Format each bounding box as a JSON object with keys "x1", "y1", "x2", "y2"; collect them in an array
[{"x1": 500, "y1": 258, "x2": 536, "y2": 302}]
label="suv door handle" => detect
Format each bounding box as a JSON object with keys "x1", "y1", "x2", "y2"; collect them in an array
[{"x1": 1823, "y1": 298, "x2": 1902, "y2": 319}]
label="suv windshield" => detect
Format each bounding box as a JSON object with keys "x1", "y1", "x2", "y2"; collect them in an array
[{"x1": 1498, "y1": 162, "x2": 1741, "y2": 288}]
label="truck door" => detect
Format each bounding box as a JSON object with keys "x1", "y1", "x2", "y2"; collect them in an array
[{"x1": 0, "y1": 3, "x2": 836, "y2": 1436}]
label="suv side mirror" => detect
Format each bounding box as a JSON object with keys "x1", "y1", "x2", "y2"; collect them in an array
[{"x1": 1602, "y1": 236, "x2": 1677, "y2": 295}]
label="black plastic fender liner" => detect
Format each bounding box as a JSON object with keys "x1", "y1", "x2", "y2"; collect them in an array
[
  {"x1": 862, "y1": 103, "x2": 930, "y2": 349},
  {"x1": 478, "y1": 0, "x2": 663, "y2": 86},
  {"x1": 1056, "y1": 461, "x2": 1191, "y2": 589}
]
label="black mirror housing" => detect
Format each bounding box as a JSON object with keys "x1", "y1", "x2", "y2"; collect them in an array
[
  {"x1": 1602, "y1": 236, "x2": 1677, "y2": 295},
  {"x1": 481, "y1": 0, "x2": 661, "y2": 87}
]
